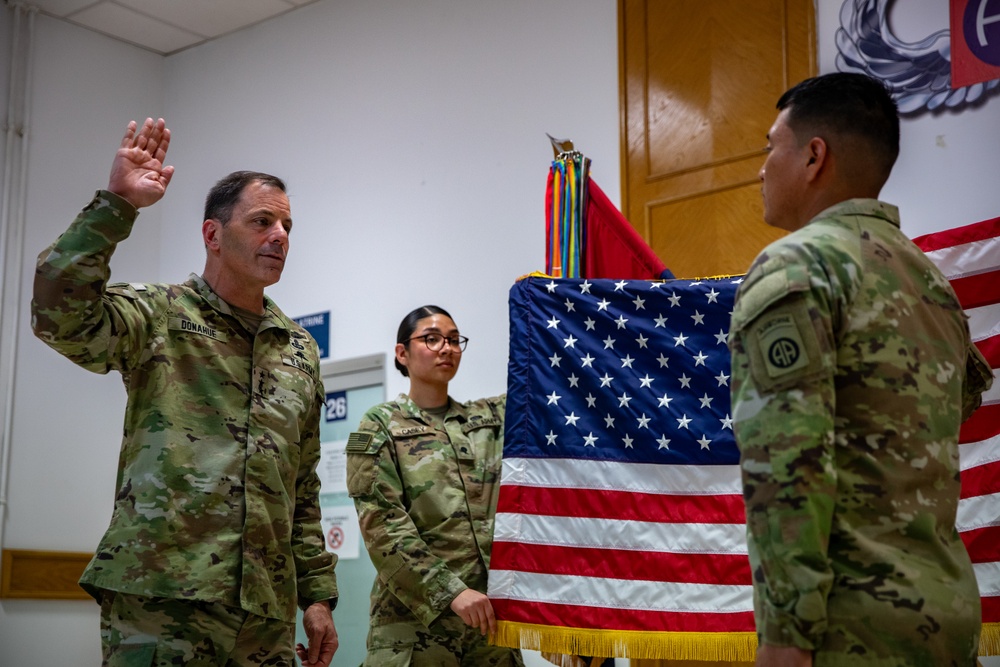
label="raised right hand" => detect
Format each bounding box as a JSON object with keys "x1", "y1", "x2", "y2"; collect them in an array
[{"x1": 107, "y1": 118, "x2": 174, "y2": 209}]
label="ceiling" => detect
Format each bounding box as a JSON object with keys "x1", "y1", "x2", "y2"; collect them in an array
[{"x1": 18, "y1": 0, "x2": 321, "y2": 56}]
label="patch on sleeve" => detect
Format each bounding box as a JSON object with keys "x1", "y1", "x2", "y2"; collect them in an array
[
  {"x1": 754, "y1": 312, "x2": 810, "y2": 378},
  {"x1": 743, "y1": 300, "x2": 827, "y2": 393},
  {"x1": 346, "y1": 431, "x2": 374, "y2": 453},
  {"x1": 346, "y1": 423, "x2": 384, "y2": 497}
]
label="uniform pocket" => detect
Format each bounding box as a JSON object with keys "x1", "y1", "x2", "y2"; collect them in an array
[{"x1": 106, "y1": 638, "x2": 156, "y2": 667}]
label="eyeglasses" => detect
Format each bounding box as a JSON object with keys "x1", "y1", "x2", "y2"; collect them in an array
[{"x1": 406, "y1": 333, "x2": 469, "y2": 352}]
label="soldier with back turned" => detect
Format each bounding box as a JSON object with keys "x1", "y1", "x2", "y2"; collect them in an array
[{"x1": 729, "y1": 73, "x2": 993, "y2": 666}]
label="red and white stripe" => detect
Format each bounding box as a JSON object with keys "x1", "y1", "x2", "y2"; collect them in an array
[
  {"x1": 489, "y1": 216, "x2": 1000, "y2": 639},
  {"x1": 915, "y1": 216, "x2": 1000, "y2": 623},
  {"x1": 489, "y1": 457, "x2": 754, "y2": 633}
]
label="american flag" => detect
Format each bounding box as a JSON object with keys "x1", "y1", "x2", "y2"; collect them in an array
[
  {"x1": 489, "y1": 217, "x2": 1000, "y2": 660},
  {"x1": 914, "y1": 216, "x2": 1000, "y2": 655},
  {"x1": 489, "y1": 275, "x2": 755, "y2": 661}
]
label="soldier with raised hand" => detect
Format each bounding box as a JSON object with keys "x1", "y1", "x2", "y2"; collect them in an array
[
  {"x1": 728, "y1": 73, "x2": 993, "y2": 667},
  {"x1": 346, "y1": 305, "x2": 523, "y2": 666},
  {"x1": 32, "y1": 117, "x2": 339, "y2": 667}
]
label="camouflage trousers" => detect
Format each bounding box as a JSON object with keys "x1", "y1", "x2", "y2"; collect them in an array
[
  {"x1": 100, "y1": 591, "x2": 295, "y2": 667},
  {"x1": 365, "y1": 615, "x2": 524, "y2": 667}
]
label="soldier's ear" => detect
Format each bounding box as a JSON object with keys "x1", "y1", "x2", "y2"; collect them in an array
[
  {"x1": 394, "y1": 343, "x2": 408, "y2": 370},
  {"x1": 804, "y1": 138, "x2": 827, "y2": 182},
  {"x1": 203, "y1": 219, "x2": 222, "y2": 252}
]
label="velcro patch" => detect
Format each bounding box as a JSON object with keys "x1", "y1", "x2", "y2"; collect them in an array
[
  {"x1": 283, "y1": 356, "x2": 315, "y2": 377},
  {"x1": 168, "y1": 317, "x2": 226, "y2": 342},
  {"x1": 754, "y1": 313, "x2": 815, "y2": 378},
  {"x1": 346, "y1": 431, "x2": 374, "y2": 453},
  {"x1": 390, "y1": 425, "x2": 430, "y2": 438},
  {"x1": 462, "y1": 416, "x2": 502, "y2": 434},
  {"x1": 754, "y1": 313, "x2": 809, "y2": 378}
]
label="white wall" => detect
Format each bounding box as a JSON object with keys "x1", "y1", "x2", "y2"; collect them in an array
[
  {"x1": 0, "y1": 1, "x2": 619, "y2": 665},
  {"x1": 2, "y1": 0, "x2": 999, "y2": 665},
  {"x1": 0, "y1": 6, "x2": 9, "y2": 191},
  {"x1": 0, "y1": 11, "x2": 165, "y2": 667},
  {"x1": 817, "y1": 0, "x2": 1000, "y2": 236},
  {"x1": 157, "y1": 0, "x2": 621, "y2": 403}
]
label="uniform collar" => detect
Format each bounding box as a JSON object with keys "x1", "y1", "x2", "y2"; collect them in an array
[
  {"x1": 185, "y1": 273, "x2": 288, "y2": 332},
  {"x1": 394, "y1": 393, "x2": 468, "y2": 422},
  {"x1": 812, "y1": 198, "x2": 901, "y2": 229}
]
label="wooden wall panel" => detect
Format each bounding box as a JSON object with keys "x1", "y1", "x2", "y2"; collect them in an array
[
  {"x1": 1, "y1": 549, "x2": 91, "y2": 599},
  {"x1": 633, "y1": 662, "x2": 752, "y2": 667},
  {"x1": 620, "y1": 0, "x2": 816, "y2": 278}
]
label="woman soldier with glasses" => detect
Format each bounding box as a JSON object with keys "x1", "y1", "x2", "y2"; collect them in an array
[{"x1": 346, "y1": 305, "x2": 523, "y2": 667}]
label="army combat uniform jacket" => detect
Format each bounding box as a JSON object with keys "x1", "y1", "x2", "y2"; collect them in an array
[
  {"x1": 31, "y1": 191, "x2": 337, "y2": 623},
  {"x1": 729, "y1": 199, "x2": 993, "y2": 665},
  {"x1": 346, "y1": 394, "x2": 505, "y2": 629}
]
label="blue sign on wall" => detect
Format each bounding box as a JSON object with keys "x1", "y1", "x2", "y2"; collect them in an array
[
  {"x1": 294, "y1": 311, "x2": 330, "y2": 359},
  {"x1": 324, "y1": 390, "x2": 348, "y2": 422}
]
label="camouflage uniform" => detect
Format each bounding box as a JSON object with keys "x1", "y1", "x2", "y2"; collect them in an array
[
  {"x1": 729, "y1": 199, "x2": 993, "y2": 666},
  {"x1": 347, "y1": 393, "x2": 523, "y2": 666},
  {"x1": 31, "y1": 192, "x2": 337, "y2": 636},
  {"x1": 99, "y1": 591, "x2": 297, "y2": 666}
]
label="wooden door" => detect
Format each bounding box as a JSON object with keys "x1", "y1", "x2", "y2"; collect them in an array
[
  {"x1": 619, "y1": 3, "x2": 814, "y2": 665},
  {"x1": 619, "y1": 0, "x2": 815, "y2": 279}
]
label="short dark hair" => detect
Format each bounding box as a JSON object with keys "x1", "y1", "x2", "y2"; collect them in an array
[
  {"x1": 395, "y1": 305, "x2": 454, "y2": 377},
  {"x1": 204, "y1": 171, "x2": 286, "y2": 225},
  {"x1": 777, "y1": 73, "x2": 899, "y2": 187}
]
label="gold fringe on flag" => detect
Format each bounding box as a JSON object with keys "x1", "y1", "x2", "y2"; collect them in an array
[
  {"x1": 982, "y1": 622, "x2": 1000, "y2": 656},
  {"x1": 515, "y1": 271, "x2": 557, "y2": 282},
  {"x1": 492, "y1": 621, "x2": 758, "y2": 662},
  {"x1": 495, "y1": 621, "x2": 1000, "y2": 659}
]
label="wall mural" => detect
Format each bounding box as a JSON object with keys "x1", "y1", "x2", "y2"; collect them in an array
[{"x1": 836, "y1": 0, "x2": 1000, "y2": 115}]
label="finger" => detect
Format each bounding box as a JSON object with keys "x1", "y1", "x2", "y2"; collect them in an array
[
  {"x1": 120, "y1": 120, "x2": 137, "y2": 149},
  {"x1": 154, "y1": 126, "x2": 171, "y2": 163},
  {"x1": 309, "y1": 634, "x2": 323, "y2": 663},
  {"x1": 134, "y1": 117, "x2": 154, "y2": 151},
  {"x1": 470, "y1": 606, "x2": 485, "y2": 635},
  {"x1": 160, "y1": 165, "x2": 175, "y2": 189},
  {"x1": 485, "y1": 602, "x2": 497, "y2": 634},
  {"x1": 481, "y1": 607, "x2": 491, "y2": 635},
  {"x1": 146, "y1": 118, "x2": 166, "y2": 158},
  {"x1": 320, "y1": 640, "x2": 337, "y2": 665}
]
